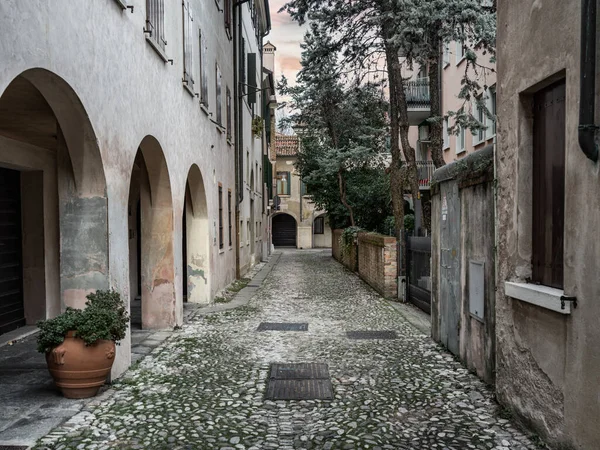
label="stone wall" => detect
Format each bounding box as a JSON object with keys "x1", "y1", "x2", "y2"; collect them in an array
[
  {"x1": 332, "y1": 229, "x2": 357, "y2": 272},
  {"x1": 357, "y1": 233, "x2": 397, "y2": 299}
]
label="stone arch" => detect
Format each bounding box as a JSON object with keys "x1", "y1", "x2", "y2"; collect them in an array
[
  {"x1": 127, "y1": 136, "x2": 176, "y2": 329},
  {"x1": 183, "y1": 164, "x2": 210, "y2": 305},
  {"x1": 272, "y1": 213, "x2": 298, "y2": 248},
  {"x1": 0, "y1": 68, "x2": 108, "y2": 335}
]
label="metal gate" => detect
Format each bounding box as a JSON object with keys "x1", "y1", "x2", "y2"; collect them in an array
[
  {"x1": 439, "y1": 181, "x2": 461, "y2": 356},
  {"x1": 0, "y1": 168, "x2": 25, "y2": 335},
  {"x1": 406, "y1": 235, "x2": 431, "y2": 314}
]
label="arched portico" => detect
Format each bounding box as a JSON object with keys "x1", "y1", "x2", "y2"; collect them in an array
[
  {"x1": 127, "y1": 136, "x2": 176, "y2": 329},
  {"x1": 0, "y1": 69, "x2": 108, "y2": 334},
  {"x1": 183, "y1": 165, "x2": 210, "y2": 305}
]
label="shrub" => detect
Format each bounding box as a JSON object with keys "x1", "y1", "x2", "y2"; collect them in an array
[{"x1": 37, "y1": 290, "x2": 129, "y2": 353}]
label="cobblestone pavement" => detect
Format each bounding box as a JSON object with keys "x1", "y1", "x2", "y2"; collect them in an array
[{"x1": 36, "y1": 250, "x2": 542, "y2": 450}]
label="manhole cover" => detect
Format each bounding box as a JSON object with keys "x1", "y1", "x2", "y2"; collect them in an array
[
  {"x1": 266, "y1": 363, "x2": 333, "y2": 400},
  {"x1": 257, "y1": 322, "x2": 308, "y2": 332},
  {"x1": 247, "y1": 284, "x2": 260, "y2": 287},
  {"x1": 346, "y1": 330, "x2": 398, "y2": 340},
  {"x1": 0, "y1": 446, "x2": 29, "y2": 450},
  {"x1": 269, "y1": 363, "x2": 329, "y2": 379}
]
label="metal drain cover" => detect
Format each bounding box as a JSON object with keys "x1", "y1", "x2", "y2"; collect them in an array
[
  {"x1": 0, "y1": 446, "x2": 29, "y2": 450},
  {"x1": 257, "y1": 322, "x2": 308, "y2": 332},
  {"x1": 266, "y1": 363, "x2": 333, "y2": 400},
  {"x1": 346, "y1": 330, "x2": 398, "y2": 340}
]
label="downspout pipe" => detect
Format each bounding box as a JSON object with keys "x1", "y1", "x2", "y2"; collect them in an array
[{"x1": 579, "y1": 0, "x2": 598, "y2": 162}]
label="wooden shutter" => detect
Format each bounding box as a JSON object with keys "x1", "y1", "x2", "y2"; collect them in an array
[
  {"x1": 286, "y1": 172, "x2": 291, "y2": 195},
  {"x1": 199, "y1": 30, "x2": 208, "y2": 106},
  {"x1": 218, "y1": 185, "x2": 223, "y2": 249},
  {"x1": 240, "y1": 38, "x2": 246, "y2": 94},
  {"x1": 183, "y1": 2, "x2": 194, "y2": 87},
  {"x1": 226, "y1": 87, "x2": 232, "y2": 139},
  {"x1": 248, "y1": 53, "x2": 257, "y2": 105},
  {"x1": 532, "y1": 79, "x2": 566, "y2": 289},
  {"x1": 224, "y1": 0, "x2": 232, "y2": 37},
  {"x1": 216, "y1": 64, "x2": 222, "y2": 125}
]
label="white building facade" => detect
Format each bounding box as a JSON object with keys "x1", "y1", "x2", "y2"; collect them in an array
[{"x1": 0, "y1": 0, "x2": 250, "y2": 376}]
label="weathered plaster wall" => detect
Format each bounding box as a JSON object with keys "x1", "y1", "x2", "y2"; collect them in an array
[
  {"x1": 0, "y1": 0, "x2": 237, "y2": 376},
  {"x1": 497, "y1": 0, "x2": 600, "y2": 447},
  {"x1": 431, "y1": 147, "x2": 495, "y2": 384}
]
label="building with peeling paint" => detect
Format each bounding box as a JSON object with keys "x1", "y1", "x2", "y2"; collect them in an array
[{"x1": 0, "y1": 0, "x2": 269, "y2": 377}]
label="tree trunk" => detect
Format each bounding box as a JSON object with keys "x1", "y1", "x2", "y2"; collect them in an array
[
  {"x1": 338, "y1": 168, "x2": 355, "y2": 226},
  {"x1": 428, "y1": 35, "x2": 446, "y2": 169}
]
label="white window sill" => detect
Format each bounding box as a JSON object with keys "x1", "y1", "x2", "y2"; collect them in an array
[
  {"x1": 504, "y1": 281, "x2": 571, "y2": 314},
  {"x1": 145, "y1": 36, "x2": 169, "y2": 63},
  {"x1": 443, "y1": 145, "x2": 450, "y2": 151},
  {"x1": 456, "y1": 56, "x2": 466, "y2": 66},
  {"x1": 456, "y1": 147, "x2": 466, "y2": 155},
  {"x1": 200, "y1": 103, "x2": 210, "y2": 116},
  {"x1": 113, "y1": 0, "x2": 127, "y2": 9},
  {"x1": 183, "y1": 82, "x2": 195, "y2": 98}
]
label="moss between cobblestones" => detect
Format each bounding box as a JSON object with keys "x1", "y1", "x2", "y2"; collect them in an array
[{"x1": 34, "y1": 251, "x2": 544, "y2": 450}]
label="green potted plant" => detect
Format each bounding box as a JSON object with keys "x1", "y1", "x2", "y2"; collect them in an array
[
  {"x1": 251, "y1": 115, "x2": 264, "y2": 138},
  {"x1": 37, "y1": 290, "x2": 129, "y2": 399}
]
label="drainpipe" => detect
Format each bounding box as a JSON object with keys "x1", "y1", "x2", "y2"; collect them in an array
[
  {"x1": 234, "y1": 1, "x2": 241, "y2": 278},
  {"x1": 579, "y1": 0, "x2": 598, "y2": 162}
]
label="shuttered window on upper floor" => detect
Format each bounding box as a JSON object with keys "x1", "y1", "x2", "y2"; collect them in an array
[
  {"x1": 146, "y1": 0, "x2": 167, "y2": 52},
  {"x1": 216, "y1": 64, "x2": 223, "y2": 125},
  {"x1": 199, "y1": 30, "x2": 209, "y2": 107},
  {"x1": 224, "y1": 0, "x2": 232, "y2": 38},
  {"x1": 182, "y1": 1, "x2": 194, "y2": 90}
]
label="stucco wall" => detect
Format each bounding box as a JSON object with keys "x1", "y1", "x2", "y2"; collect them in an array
[
  {"x1": 431, "y1": 147, "x2": 495, "y2": 384},
  {"x1": 496, "y1": 0, "x2": 600, "y2": 448},
  {"x1": 0, "y1": 0, "x2": 239, "y2": 376}
]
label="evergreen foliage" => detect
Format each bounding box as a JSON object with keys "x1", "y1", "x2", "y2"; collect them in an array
[{"x1": 37, "y1": 290, "x2": 129, "y2": 354}]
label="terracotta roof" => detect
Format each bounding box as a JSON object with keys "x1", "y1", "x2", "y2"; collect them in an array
[{"x1": 275, "y1": 134, "x2": 299, "y2": 156}]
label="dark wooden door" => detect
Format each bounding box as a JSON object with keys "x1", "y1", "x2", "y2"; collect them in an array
[
  {"x1": 532, "y1": 79, "x2": 565, "y2": 289},
  {"x1": 0, "y1": 168, "x2": 25, "y2": 335},
  {"x1": 272, "y1": 214, "x2": 297, "y2": 247}
]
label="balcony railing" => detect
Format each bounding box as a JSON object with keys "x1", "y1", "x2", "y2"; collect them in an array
[
  {"x1": 417, "y1": 160, "x2": 435, "y2": 188},
  {"x1": 405, "y1": 78, "x2": 430, "y2": 108}
]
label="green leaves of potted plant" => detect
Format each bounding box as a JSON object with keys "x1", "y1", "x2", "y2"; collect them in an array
[
  {"x1": 36, "y1": 290, "x2": 129, "y2": 399},
  {"x1": 251, "y1": 115, "x2": 264, "y2": 138}
]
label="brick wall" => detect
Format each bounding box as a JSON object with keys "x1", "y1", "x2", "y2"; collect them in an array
[
  {"x1": 357, "y1": 232, "x2": 398, "y2": 298},
  {"x1": 332, "y1": 229, "x2": 358, "y2": 272}
]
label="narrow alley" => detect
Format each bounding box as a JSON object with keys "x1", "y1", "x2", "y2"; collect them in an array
[{"x1": 35, "y1": 251, "x2": 538, "y2": 450}]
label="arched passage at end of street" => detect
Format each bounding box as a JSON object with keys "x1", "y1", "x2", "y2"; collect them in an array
[
  {"x1": 272, "y1": 213, "x2": 297, "y2": 248},
  {"x1": 183, "y1": 164, "x2": 210, "y2": 305},
  {"x1": 127, "y1": 136, "x2": 176, "y2": 330},
  {"x1": 0, "y1": 68, "x2": 109, "y2": 335}
]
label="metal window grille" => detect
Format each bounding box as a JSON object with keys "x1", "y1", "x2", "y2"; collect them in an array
[
  {"x1": 218, "y1": 186, "x2": 224, "y2": 249},
  {"x1": 183, "y1": 2, "x2": 194, "y2": 88},
  {"x1": 146, "y1": 0, "x2": 166, "y2": 51},
  {"x1": 216, "y1": 64, "x2": 222, "y2": 125}
]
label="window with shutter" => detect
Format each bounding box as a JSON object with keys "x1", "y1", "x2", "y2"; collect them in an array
[
  {"x1": 532, "y1": 80, "x2": 565, "y2": 289},
  {"x1": 228, "y1": 191, "x2": 232, "y2": 247},
  {"x1": 226, "y1": 87, "x2": 232, "y2": 140},
  {"x1": 182, "y1": 2, "x2": 194, "y2": 90},
  {"x1": 224, "y1": 0, "x2": 232, "y2": 38},
  {"x1": 215, "y1": 64, "x2": 222, "y2": 125},
  {"x1": 485, "y1": 87, "x2": 496, "y2": 140},
  {"x1": 199, "y1": 30, "x2": 209, "y2": 107},
  {"x1": 248, "y1": 53, "x2": 257, "y2": 105},
  {"x1": 218, "y1": 185, "x2": 224, "y2": 249},
  {"x1": 240, "y1": 38, "x2": 246, "y2": 94},
  {"x1": 145, "y1": 0, "x2": 166, "y2": 51}
]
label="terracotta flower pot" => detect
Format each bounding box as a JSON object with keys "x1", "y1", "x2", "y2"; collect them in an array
[{"x1": 46, "y1": 331, "x2": 116, "y2": 399}]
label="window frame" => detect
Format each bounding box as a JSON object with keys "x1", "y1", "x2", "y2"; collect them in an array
[
  {"x1": 443, "y1": 118, "x2": 450, "y2": 150},
  {"x1": 473, "y1": 96, "x2": 486, "y2": 145},
  {"x1": 455, "y1": 40, "x2": 466, "y2": 65},
  {"x1": 226, "y1": 86, "x2": 232, "y2": 141},
  {"x1": 215, "y1": 63, "x2": 222, "y2": 126},
  {"x1": 457, "y1": 125, "x2": 466, "y2": 154},
  {"x1": 485, "y1": 87, "x2": 497, "y2": 140},
  {"x1": 314, "y1": 216, "x2": 325, "y2": 235},
  {"x1": 145, "y1": 0, "x2": 168, "y2": 60},
  {"x1": 276, "y1": 171, "x2": 291, "y2": 196}
]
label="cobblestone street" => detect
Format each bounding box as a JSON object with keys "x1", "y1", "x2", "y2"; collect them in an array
[{"x1": 36, "y1": 250, "x2": 541, "y2": 450}]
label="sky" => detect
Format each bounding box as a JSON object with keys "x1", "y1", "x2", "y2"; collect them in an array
[{"x1": 267, "y1": 0, "x2": 305, "y2": 91}]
